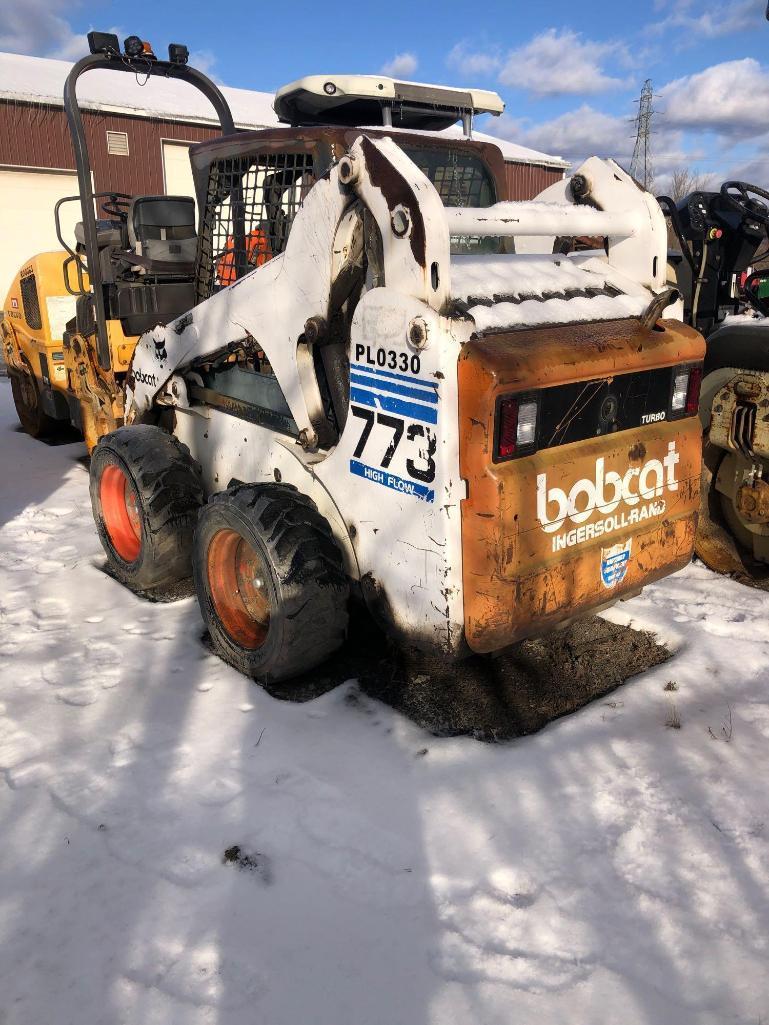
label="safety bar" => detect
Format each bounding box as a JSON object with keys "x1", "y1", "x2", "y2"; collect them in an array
[
  {"x1": 54, "y1": 196, "x2": 87, "y2": 295},
  {"x1": 54, "y1": 191, "x2": 133, "y2": 296},
  {"x1": 445, "y1": 202, "x2": 642, "y2": 239}
]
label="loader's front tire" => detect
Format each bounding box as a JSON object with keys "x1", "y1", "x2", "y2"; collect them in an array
[
  {"x1": 10, "y1": 371, "x2": 60, "y2": 439},
  {"x1": 90, "y1": 425, "x2": 204, "y2": 597},
  {"x1": 194, "y1": 484, "x2": 349, "y2": 684}
]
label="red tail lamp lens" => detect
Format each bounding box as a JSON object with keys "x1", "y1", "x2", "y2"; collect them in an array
[
  {"x1": 686, "y1": 366, "x2": 703, "y2": 416},
  {"x1": 497, "y1": 397, "x2": 518, "y2": 459}
]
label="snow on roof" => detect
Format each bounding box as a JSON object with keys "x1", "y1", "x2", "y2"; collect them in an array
[
  {"x1": 438, "y1": 124, "x2": 567, "y2": 169},
  {"x1": 0, "y1": 51, "x2": 278, "y2": 131},
  {"x1": 0, "y1": 51, "x2": 568, "y2": 169}
]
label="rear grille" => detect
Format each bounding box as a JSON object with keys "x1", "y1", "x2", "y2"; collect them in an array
[
  {"x1": 20, "y1": 273, "x2": 42, "y2": 331},
  {"x1": 731, "y1": 401, "x2": 756, "y2": 457}
]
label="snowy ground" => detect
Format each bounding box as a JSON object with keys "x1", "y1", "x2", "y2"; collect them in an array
[{"x1": 1, "y1": 375, "x2": 768, "y2": 1025}]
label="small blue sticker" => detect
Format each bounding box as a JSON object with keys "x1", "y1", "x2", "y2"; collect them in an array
[{"x1": 601, "y1": 540, "x2": 632, "y2": 588}]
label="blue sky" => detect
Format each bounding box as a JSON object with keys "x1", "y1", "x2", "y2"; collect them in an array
[{"x1": 1, "y1": 0, "x2": 767, "y2": 189}]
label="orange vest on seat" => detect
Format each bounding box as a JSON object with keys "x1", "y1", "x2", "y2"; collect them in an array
[{"x1": 216, "y1": 229, "x2": 272, "y2": 286}]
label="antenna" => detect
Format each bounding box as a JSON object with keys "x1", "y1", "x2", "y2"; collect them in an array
[{"x1": 630, "y1": 79, "x2": 655, "y2": 191}]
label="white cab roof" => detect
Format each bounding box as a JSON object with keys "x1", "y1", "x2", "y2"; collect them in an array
[{"x1": 274, "y1": 73, "x2": 504, "y2": 130}]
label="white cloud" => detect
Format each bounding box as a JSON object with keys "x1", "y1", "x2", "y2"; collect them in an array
[
  {"x1": 723, "y1": 150, "x2": 769, "y2": 185},
  {"x1": 0, "y1": 0, "x2": 88, "y2": 59},
  {"x1": 659, "y1": 59, "x2": 769, "y2": 137},
  {"x1": 446, "y1": 42, "x2": 501, "y2": 78},
  {"x1": 494, "y1": 105, "x2": 633, "y2": 162},
  {"x1": 0, "y1": 0, "x2": 219, "y2": 79},
  {"x1": 498, "y1": 29, "x2": 633, "y2": 96},
  {"x1": 653, "y1": 0, "x2": 764, "y2": 38},
  {"x1": 188, "y1": 50, "x2": 220, "y2": 80},
  {"x1": 491, "y1": 103, "x2": 692, "y2": 182},
  {"x1": 380, "y1": 52, "x2": 418, "y2": 78}
]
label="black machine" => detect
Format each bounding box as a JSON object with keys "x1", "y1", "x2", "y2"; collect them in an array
[
  {"x1": 660, "y1": 181, "x2": 769, "y2": 579},
  {"x1": 659, "y1": 182, "x2": 769, "y2": 338}
]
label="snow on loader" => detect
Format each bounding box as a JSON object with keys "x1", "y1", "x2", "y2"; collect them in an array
[
  {"x1": 87, "y1": 74, "x2": 706, "y2": 684},
  {"x1": 1, "y1": 32, "x2": 236, "y2": 450},
  {"x1": 660, "y1": 180, "x2": 769, "y2": 582}
]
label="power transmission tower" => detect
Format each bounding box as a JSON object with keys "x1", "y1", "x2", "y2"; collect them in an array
[{"x1": 630, "y1": 79, "x2": 655, "y2": 191}]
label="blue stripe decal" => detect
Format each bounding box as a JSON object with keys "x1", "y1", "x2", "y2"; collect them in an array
[
  {"x1": 350, "y1": 459, "x2": 435, "y2": 503},
  {"x1": 351, "y1": 362, "x2": 437, "y2": 390},
  {"x1": 350, "y1": 387, "x2": 438, "y2": 424},
  {"x1": 350, "y1": 372, "x2": 438, "y2": 404}
]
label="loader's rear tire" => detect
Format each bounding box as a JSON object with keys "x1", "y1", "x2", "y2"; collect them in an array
[
  {"x1": 90, "y1": 425, "x2": 204, "y2": 597},
  {"x1": 10, "y1": 371, "x2": 60, "y2": 439},
  {"x1": 194, "y1": 484, "x2": 349, "y2": 684}
]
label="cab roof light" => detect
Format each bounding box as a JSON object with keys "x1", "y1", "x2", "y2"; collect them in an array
[
  {"x1": 87, "y1": 31, "x2": 120, "y2": 55},
  {"x1": 168, "y1": 43, "x2": 189, "y2": 65},
  {"x1": 124, "y1": 35, "x2": 145, "y2": 58}
]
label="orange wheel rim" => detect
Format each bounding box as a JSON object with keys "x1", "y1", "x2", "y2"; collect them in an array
[
  {"x1": 100, "y1": 464, "x2": 142, "y2": 562},
  {"x1": 207, "y1": 529, "x2": 271, "y2": 649}
]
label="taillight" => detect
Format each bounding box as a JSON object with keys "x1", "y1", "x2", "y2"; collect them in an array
[
  {"x1": 669, "y1": 364, "x2": 703, "y2": 418},
  {"x1": 497, "y1": 397, "x2": 518, "y2": 459},
  {"x1": 495, "y1": 395, "x2": 538, "y2": 461},
  {"x1": 686, "y1": 366, "x2": 702, "y2": 416},
  {"x1": 671, "y1": 370, "x2": 689, "y2": 412}
]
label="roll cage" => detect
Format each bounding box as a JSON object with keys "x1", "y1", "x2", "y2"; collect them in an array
[{"x1": 58, "y1": 44, "x2": 236, "y2": 370}]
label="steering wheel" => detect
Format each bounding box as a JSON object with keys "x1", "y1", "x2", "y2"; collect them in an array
[
  {"x1": 743, "y1": 270, "x2": 769, "y2": 317},
  {"x1": 720, "y1": 181, "x2": 769, "y2": 226},
  {"x1": 100, "y1": 193, "x2": 131, "y2": 223}
]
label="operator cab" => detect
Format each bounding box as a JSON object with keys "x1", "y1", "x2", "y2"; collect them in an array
[
  {"x1": 192, "y1": 76, "x2": 506, "y2": 302},
  {"x1": 73, "y1": 193, "x2": 197, "y2": 336}
]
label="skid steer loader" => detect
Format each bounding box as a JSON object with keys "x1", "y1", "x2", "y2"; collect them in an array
[
  {"x1": 88, "y1": 73, "x2": 706, "y2": 683},
  {"x1": 660, "y1": 180, "x2": 769, "y2": 581},
  {"x1": 0, "y1": 32, "x2": 236, "y2": 450}
]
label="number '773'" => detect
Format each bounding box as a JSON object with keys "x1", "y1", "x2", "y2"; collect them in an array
[{"x1": 351, "y1": 406, "x2": 436, "y2": 483}]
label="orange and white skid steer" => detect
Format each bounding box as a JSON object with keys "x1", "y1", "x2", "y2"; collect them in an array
[{"x1": 88, "y1": 76, "x2": 705, "y2": 683}]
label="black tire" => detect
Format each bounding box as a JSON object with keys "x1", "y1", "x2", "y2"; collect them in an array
[
  {"x1": 90, "y1": 424, "x2": 204, "y2": 596},
  {"x1": 194, "y1": 483, "x2": 349, "y2": 684},
  {"x1": 10, "y1": 371, "x2": 60, "y2": 439}
]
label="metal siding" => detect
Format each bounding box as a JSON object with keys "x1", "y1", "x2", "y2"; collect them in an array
[
  {"x1": 0, "y1": 99, "x2": 565, "y2": 202},
  {"x1": 0, "y1": 101, "x2": 217, "y2": 196},
  {"x1": 504, "y1": 162, "x2": 564, "y2": 201}
]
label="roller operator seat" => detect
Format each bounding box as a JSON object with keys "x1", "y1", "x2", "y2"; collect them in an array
[{"x1": 127, "y1": 195, "x2": 198, "y2": 275}]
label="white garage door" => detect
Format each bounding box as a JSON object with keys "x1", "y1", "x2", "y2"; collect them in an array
[
  {"x1": 162, "y1": 142, "x2": 196, "y2": 203},
  {"x1": 0, "y1": 167, "x2": 80, "y2": 304}
]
